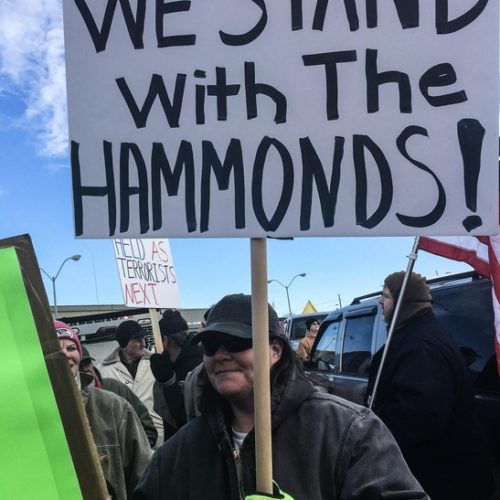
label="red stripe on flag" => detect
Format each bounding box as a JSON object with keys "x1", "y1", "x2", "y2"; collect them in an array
[
  {"x1": 419, "y1": 237, "x2": 490, "y2": 277},
  {"x1": 484, "y1": 236, "x2": 500, "y2": 377}
]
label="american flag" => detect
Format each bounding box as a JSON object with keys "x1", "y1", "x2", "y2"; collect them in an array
[{"x1": 419, "y1": 235, "x2": 500, "y2": 375}]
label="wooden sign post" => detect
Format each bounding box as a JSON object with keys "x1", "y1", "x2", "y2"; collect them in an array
[{"x1": 251, "y1": 238, "x2": 273, "y2": 494}]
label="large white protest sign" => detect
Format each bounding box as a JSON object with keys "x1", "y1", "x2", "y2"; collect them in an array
[
  {"x1": 113, "y1": 238, "x2": 180, "y2": 308},
  {"x1": 64, "y1": 1, "x2": 498, "y2": 238}
]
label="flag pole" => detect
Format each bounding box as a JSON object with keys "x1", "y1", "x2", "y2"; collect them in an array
[
  {"x1": 368, "y1": 236, "x2": 421, "y2": 410},
  {"x1": 251, "y1": 237, "x2": 273, "y2": 494}
]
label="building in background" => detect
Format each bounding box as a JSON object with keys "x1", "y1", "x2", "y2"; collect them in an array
[{"x1": 55, "y1": 305, "x2": 206, "y2": 363}]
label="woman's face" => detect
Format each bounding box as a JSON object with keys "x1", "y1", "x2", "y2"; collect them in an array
[
  {"x1": 59, "y1": 338, "x2": 81, "y2": 378},
  {"x1": 203, "y1": 337, "x2": 283, "y2": 404}
]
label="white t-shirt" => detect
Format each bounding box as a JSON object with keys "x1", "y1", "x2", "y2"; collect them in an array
[{"x1": 232, "y1": 427, "x2": 248, "y2": 449}]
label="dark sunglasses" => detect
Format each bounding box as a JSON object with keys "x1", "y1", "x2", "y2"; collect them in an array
[{"x1": 201, "y1": 335, "x2": 253, "y2": 356}]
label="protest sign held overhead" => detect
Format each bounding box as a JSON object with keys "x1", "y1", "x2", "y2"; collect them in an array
[
  {"x1": 113, "y1": 238, "x2": 180, "y2": 308},
  {"x1": 64, "y1": 0, "x2": 499, "y2": 238}
]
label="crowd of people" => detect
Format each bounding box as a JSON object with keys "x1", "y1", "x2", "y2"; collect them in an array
[{"x1": 53, "y1": 272, "x2": 496, "y2": 500}]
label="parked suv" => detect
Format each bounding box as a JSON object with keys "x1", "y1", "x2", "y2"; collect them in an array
[
  {"x1": 282, "y1": 312, "x2": 328, "y2": 350},
  {"x1": 305, "y1": 271, "x2": 500, "y2": 485}
]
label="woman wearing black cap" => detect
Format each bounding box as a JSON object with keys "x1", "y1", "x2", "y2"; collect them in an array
[{"x1": 134, "y1": 294, "x2": 428, "y2": 500}]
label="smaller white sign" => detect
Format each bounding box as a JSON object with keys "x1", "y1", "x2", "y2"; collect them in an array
[{"x1": 113, "y1": 238, "x2": 180, "y2": 309}]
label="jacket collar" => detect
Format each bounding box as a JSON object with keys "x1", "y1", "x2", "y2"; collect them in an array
[
  {"x1": 102, "y1": 345, "x2": 152, "y2": 365},
  {"x1": 270, "y1": 366, "x2": 315, "y2": 430}
]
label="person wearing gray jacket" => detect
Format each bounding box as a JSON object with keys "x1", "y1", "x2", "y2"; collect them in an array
[
  {"x1": 82, "y1": 384, "x2": 152, "y2": 498},
  {"x1": 55, "y1": 321, "x2": 152, "y2": 499},
  {"x1": 133, "y1": 294, "x2": 428, "y2": 500}
]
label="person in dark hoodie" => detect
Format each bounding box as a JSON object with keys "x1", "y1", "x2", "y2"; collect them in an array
[
  {"x1": 150, "y1": 309, "x2": 203, "y2": 440},
  {"x1": 134, "y1": 294, "x2": 428, "y2": 500},
  {"x1": 366, "y1": 271, "x2": 494, "y2": 500}
]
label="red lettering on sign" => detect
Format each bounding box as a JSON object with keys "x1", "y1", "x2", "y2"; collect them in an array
[{"x1": 124, "y1": 282, "x2": 159, "y2": 306}]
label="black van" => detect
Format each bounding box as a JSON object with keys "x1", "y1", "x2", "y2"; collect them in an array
[{"x1": 305, "y1": 271, "x2": 500, "y2": 482}]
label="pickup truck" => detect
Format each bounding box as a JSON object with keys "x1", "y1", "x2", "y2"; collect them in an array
[{"x1": 305, "y1": 271, "x2": 500, "y2": 489}]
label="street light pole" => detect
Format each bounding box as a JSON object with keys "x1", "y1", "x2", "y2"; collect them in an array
[
  {"x1": 267, "y1": 273, "x2": 306, "y2": 316},
  {"x1": 284, "y1": 286, "x2": 292, "y2": 318},
  {"x1": 40, "y1": 254, "x2": 82, "y2": 317}
]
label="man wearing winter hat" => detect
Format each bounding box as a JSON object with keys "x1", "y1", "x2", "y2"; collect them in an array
[
  {"x1": 366, "y1": 272, "x2": 493, "y2": 500},
  {"x1": 150, "y1": 309, "x2": 203, "y2": 440},
  {"x1": 100, "y1": 320, "x2": 163, "y2": 446}
]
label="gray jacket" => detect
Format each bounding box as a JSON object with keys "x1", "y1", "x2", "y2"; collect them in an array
[
  {"x1": 101, "y1": 377, "x2": 158, "y2": 448},
  {"x1": 134, "y1": 368, "x2": 428, "y2": 500}
]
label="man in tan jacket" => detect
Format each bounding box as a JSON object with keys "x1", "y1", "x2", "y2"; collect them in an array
[
  {"x1": 297, "y1": 317, "x2": 320, "y2": 360},
  {"x1": 100, "y1": 320, "x2": 164, "y2": 445}
]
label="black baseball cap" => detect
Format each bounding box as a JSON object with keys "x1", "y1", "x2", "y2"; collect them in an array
[{"x1": 193, "y1": 294, "x2": 279, "y2": 342}]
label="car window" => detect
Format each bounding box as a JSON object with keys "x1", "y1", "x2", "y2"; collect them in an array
[
  {"x1": 311, "y1": 321, "x2": 339, "y2": 371},
  {"x1": 290, "y1": 318, "x2": 308, "y2": 340},
  {"x1": 432, "y1": 281, "x2": 500, "y2": 394},
  {"x1": 340, "y1": 315, "x2": 375, "y2": 377}
]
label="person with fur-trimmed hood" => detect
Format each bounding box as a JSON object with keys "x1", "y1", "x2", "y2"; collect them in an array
[
  {"x1": 99, "y1": 320, "x2": 163, "y2": 446},
  {"x1": 80, "y1": 346, "x2": 158, "y2": 448},
  {"x1": 366, "y1": 271, "x2": 494, "y2": 500}
]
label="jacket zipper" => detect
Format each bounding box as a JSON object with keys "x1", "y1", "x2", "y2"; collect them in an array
[{"x1": 233, "y1": 447, "x2": 244, "y2": 500}]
